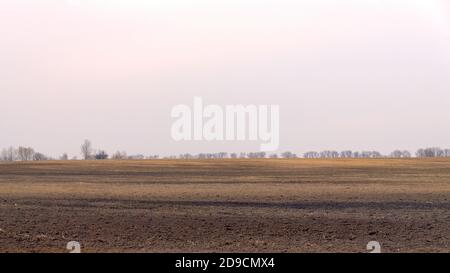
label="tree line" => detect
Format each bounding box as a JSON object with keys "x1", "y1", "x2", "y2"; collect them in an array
[
  {"x1": 1, "y1": 140, "x2": 450, "y2": 161},
  {"x1": 0, "y1": 146, "x2": 50, "y2": 161}
]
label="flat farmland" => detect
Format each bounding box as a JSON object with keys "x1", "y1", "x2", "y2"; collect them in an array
[{"x1": 0, "y1": 159, "x2": 450, "y2": 253}]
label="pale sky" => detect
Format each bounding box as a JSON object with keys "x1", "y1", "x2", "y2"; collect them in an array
[{"x1": 1, "y1": 0, "x2": 449, "y2": 157}]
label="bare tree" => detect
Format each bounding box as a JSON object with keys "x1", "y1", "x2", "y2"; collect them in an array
[
  {"x1": 391, "y1": 150, "x2": 402, "y2": 158},
  {"x1": 281, "y1": 151, "x2": 297, "y2": 159},
  {"x1": 128, "y1": 154, "x2": 145, "y2": 160},
  {"x1": 320, "y1": 150, "x2": 339, "y2": 158},
  {"x1": 390, "y1": 150, "x2": 411, "y2": 158},
  {"x1": 60, "y1": 153, "x2": 69, "y2": 161},
  {"x1": 417, "y1": 147, "x2": 444, "y2": 158},
  {"x1": 340, "y1": 150, "x2": 353, "y2": 158},
  {"x1": 1, "y1": 147, "x2": 49, "y2": 161},
  {"x1": 402, "y1": 151, "x2": 412, "y2": 158},
  {"x1": 112, "y1": 151, "x2": 128, "y2": 160},
  {"x1": 81, "y1": 140, "x2": 93, "y2": 160},
  {"x1": 0, "y1": 147, "x2": 16, "y2": 161},
  {"x1": 217, "y1": 152, "x2": 228, "y2": 159},
  {"x1": 247, "y1": 152, "x2": 266, "y2": 158},
  {"x1": 371, "y1": 151, "x2": 383, "y2": 158},
  {"x1": 17, "y1": 146, "x2": 35, "y2": 161},
  {"x1": 179, "y1": 153, "x2": 194, "y2": 159},
  {"x1": 348, "y1": 151, "x2": 377, "y2": 159},
  {"x1": 33, "y1": 153, "x2": 48, "y2": 161},
  {"x1": 303, "y1": 151, "x2": 319, "y2": 159},
  {"x1": 444, "y1": 149, "x2": 450, "y2": 157}
]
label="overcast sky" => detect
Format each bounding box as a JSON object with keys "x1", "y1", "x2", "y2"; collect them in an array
[{"x1": 1, "y1": 0, "x2": 449, "y2": 157}]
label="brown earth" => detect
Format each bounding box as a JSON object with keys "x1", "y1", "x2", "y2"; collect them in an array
[{"x1": 0, "y1": 158, "x2": 449, "y2": 253}]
